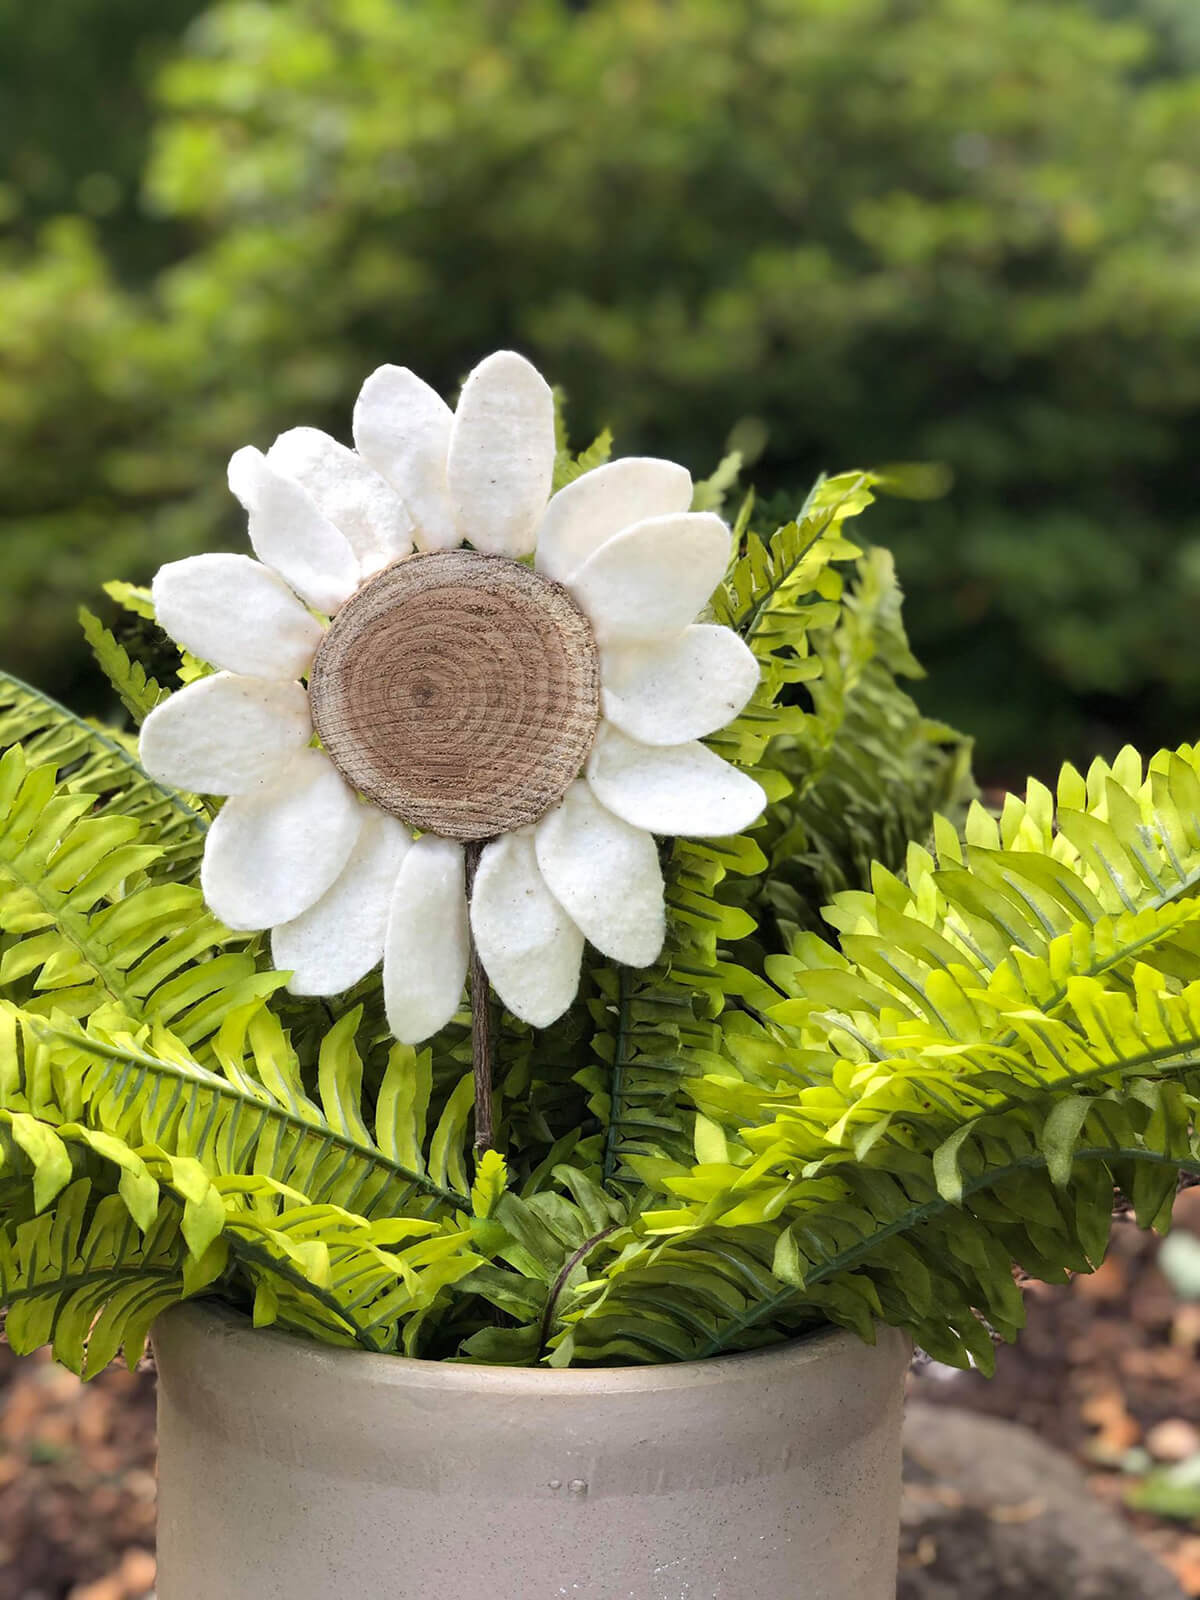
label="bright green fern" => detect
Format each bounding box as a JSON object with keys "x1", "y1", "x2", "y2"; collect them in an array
[
  {"x1": 552, "y1": 742, "x2": 1200, "y2": 1368},
  {"x1": 0, "y1": 450, "x2": 1195, "y2": 1375}
]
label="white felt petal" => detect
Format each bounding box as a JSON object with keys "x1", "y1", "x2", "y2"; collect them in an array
[
  {"x1": 267, "y1": 427, "x2": 414, "y2": 576},
  {"x1": 352, "y1": 365, "x2": 458, "y2": 553},
  {"x1": 469, "y1": 832, "x2": 584, "y2": 1027},
  {"x1": 200, "y1": 748, "x2": 363, "y2": 932},
  {"x1": 383, "y1": 836, "x2": 469, "y2": 1044},
  {"x1": 227, "y1": 446, "x2": 360, "y2": 614},
  {"x1": 600, "y1": 624, "x2": 760, "y2": 746},
  {"x1": 446, "y1": 351, "x2": 555, "y2": 558},
  {"x1": 586, "y1": 724, "x2": 767, "y2": 838},
  {"x1": 535, "y1": 782, "x2": 664, "y2": 967},
  {"x1": 568, "y1": 512, "x2": 731, "y2": 644},
  {"x1": 152, "y1": 554, "x2": 324, "y2": 680},
  {"x1": 139, "y1": 673, "x2": 312, "y2": 796},
  {"x1": 535, "y1": 458, "x2": 694, "y2": 585},
  {"x1": 272, "y1": 810, "x2": 412, "y2": 996}
]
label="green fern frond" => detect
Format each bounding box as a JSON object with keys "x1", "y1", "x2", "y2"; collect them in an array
[
  {"x1": 552, "y1": 1086, "x2": 1199, "y2": 1369},
  {"x1": 575, "y1": 477, "x2": 873, "y2": 1187},
  {"x1": 103, "y1": 581, "x2": 156, "y2": 621},
  {"x1": 0, "y1": 1176, "x2": 226, "y2": 1375},
  {"x1": 490, "y1": 1004, "x2": 595, "y2": 1186},
  {"x1": 548, "y1": 1224, "x2": 807, "y2": 1366},
  {"x1": 455, "y1": 1165, "x2": 626, "y2": 1364},
  {"x1": 549, "y1": 741, "x2": 1200, "y2": 1365},
  {"x1": 708, "y1": 555, "x2": 848, "y2": 772},
  {"x1": 0, "y1": 669, "x2": 203, "y2": 852},
  {"x1": 15, "y1": 1003, "x2": 470, "y2": 1219},
  {"x1": 690, "y1": 451, "x2": 743, "y2": 515},
  {"x1": 579, "y1": 474, "x2": 965, "y2": 1198},
  {"x1": 7, "y1": 448, "x2": 1195, "y2": 1376},
  {"x1": 582, "y1": 834, "x2": 766, "y2": 1188},
  {"x1": 551, "y1": 388, "x2": 613, "y2": 492},
  {"x1": 220, "y1": 1194, "x2": 484, "y2": 1353},
  {"x1": 0, "y1": 743, "x2": 267, "y2": 1045},
  {"x1": 79, "y1": 606, "x2": 168, "y2": 725},
  {"x1": 0, "y1": 1105, "x2": 484, "y2": 1368},
  {"x1": 715, "y1": 470, "x2": 873, "y2": 639},
  {"x1": 756, "y1": 548, "x2": 974, "y2": 945}
]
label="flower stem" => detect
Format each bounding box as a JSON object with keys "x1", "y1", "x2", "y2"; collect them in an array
[{"x1": 465, "y1": 840, "x2": 495, "y2": 1157}]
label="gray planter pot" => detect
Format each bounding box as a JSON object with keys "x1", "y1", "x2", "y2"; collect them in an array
[{"x1": 153, "y1": 1303, "x2": 910, "y2": 1599}]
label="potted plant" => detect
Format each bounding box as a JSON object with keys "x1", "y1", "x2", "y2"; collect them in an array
[{"x1": 1, "y1": 351, "x2": 1196, "y2": 1599}]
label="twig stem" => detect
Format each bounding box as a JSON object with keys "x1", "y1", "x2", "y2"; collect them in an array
[{"x1": 465, "y1": 840, "x2": 495, "y2": 1157}]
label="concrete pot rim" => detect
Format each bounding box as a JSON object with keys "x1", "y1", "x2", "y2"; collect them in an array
[
  {"x1": 160, "y1": 1298, "x2": 868, "y2": 1399},
  {"x1": 154, "y1": 1304, "x2": 911, "y2": 1595}
]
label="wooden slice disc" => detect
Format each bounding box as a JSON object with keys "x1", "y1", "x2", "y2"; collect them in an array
[{"x1": 308, "y1": 551, "x2": 601, "y2": 841}]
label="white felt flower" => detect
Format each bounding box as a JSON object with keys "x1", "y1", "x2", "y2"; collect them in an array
[{"x1": 139, "y1": 351, "x2": 765, "y2": 1044}]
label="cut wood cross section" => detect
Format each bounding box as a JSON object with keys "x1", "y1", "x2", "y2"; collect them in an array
[{"x1": 309, "y1": 549, "x2": 601, "y2": 841}]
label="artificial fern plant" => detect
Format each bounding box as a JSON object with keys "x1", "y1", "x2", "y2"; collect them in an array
[{"x1": 1, "y1": 422, "x2": 1196, "y2": 1381}]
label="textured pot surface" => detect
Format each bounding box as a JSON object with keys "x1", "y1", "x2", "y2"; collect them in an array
[{"x1": 153, "y1": 1303, "x2": 909, "y2": 1600}]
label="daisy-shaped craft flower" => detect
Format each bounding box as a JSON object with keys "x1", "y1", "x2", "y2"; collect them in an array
[{"x1": 139, "y1": 352, "x2": 766, "y2": 1043}]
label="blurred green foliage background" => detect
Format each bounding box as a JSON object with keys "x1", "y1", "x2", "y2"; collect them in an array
[{"x1": 2, "y1": 0, "x2": 1200, "y2": 779}]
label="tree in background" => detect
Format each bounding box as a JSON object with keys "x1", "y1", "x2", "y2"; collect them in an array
[
  {"x1": 0, "y1": 0, "x2": 206, "y2": 270},
  {"x1": 2, "y1": 0, "x2": 1200, "y2": 776}
]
